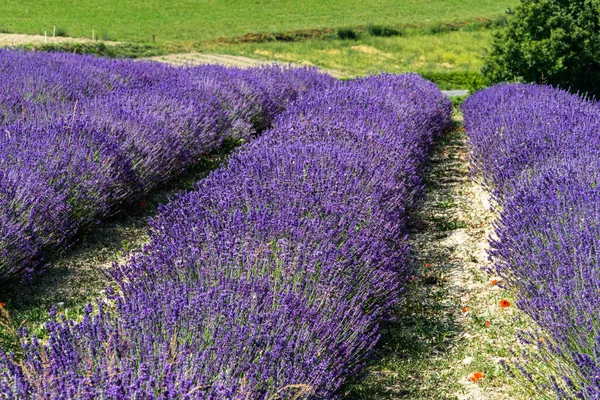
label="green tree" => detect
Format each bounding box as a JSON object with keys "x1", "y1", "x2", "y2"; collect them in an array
[{"x1": 483, "y1": 0, "x2": 600, "y2": 96}]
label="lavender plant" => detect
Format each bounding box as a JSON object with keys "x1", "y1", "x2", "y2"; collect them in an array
[
  {"x1": 0, "y1": 74, "x2": 451, "y2": 398},
  {"x1": 0, "y1": 49, "x2": 334, "y2": 282},
  {"x1": 463, "y1": 84, "x2": 600, "y2": 398}
]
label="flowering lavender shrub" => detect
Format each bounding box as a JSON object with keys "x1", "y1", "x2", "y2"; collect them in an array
[
  {"x1": 0, "y1": 49, "x2": 334, "y2": 282},
  {"x1": 0, "y1": 74, "x2": 451, "y2": 398},
  {"x1": 463, "y1": 84, "x2": 600, "y2": 398}
]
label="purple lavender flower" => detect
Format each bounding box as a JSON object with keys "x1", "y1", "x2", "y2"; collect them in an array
[
  {"x1": 463, "y1": 83, "x2": 600, "y2": 398},
  {"x1": 0, "y1": 72, "x2": 450, "y2": 398},
  {"x1": 0, "y1": 49, "x2": 333, "y2": 282}
]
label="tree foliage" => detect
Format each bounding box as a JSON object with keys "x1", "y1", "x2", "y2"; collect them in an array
[{"x1": 483, "y1": 0, "x2": 600, "y2": 96}]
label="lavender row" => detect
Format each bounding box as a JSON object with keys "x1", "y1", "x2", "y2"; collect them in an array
[
  {"x1": 463, "y1": 84, "x2": 600, "y2": 398},
  {"x1": 0, "y1": 49, "x2": 334, "y2": 282},
  {"x1": 0, "y1": 74, "x2": 451, "y2": 398}
]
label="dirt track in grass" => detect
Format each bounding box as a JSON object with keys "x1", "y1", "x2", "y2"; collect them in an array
[
  {"x1": 147, "y1": 52, "x2": 287, "y2": 68},
  {"x1": 146, "y1": 52, "x2": 346, "y2": 78},
  {"x1": 345, "y1": 119, "x2": 524, "y2": 399},
  {"x1": 0, "y1": 33, "x2": 101, "y2": 46}
]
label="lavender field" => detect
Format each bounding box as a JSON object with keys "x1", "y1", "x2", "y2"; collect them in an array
[
  {"x1": 1, "y1": 44, "x2": 598, "y2": 399},
  {"x1": 0, "y1": 49, "x2": 456, "y2": 398},
  {"x1": 0, "y1": 49, "x2": 333, "y2": 282}
]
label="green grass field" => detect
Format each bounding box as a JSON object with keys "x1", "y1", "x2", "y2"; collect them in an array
[
  {"x1": 208, "y1": 28, "x2": 493, "y2": 88},
  {"x1": 2, "y1": 0, "x2": 517, "y2": 42}
]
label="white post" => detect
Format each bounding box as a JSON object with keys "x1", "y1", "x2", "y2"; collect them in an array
[
  {"x1": 53, "y1": 26, "x2": 56, "y2": 37},
  {"x1": 92, "y1": 29, "x2": 95, "y2": 41},
  {"x1": 44, "y1": 31, "x2": 47, "y2": 44}
]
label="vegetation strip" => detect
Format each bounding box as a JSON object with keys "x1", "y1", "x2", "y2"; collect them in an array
[
  {"x1": 207, "y1": 18, "x2": 508, "y2": 45},
  {"x1": 463, "y1": 84, "x2": 600, "y2": 397}
]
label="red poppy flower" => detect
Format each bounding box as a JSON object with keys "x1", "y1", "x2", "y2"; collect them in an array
[
  {"x1": 491, "y1": 279, "x2": 498, "y2": 285},
  {"x1": 0, "y1": 302, "x2": 5, "y2": 308},
  {"x1": 469, "y1": 371, "x2": 484, "y2": 382},
  {"x1": 485, "y1": 320, "x2": 491, "y2": 327},
  {"x1": 140, "y1": 201, "x2": 147, "y2": 208},
  {"x1": 461, "y1": 307, "x2": 469, "y2": 313},
  {"x1": 499, "y1": 299, "x2": 511, "y2": 308}
]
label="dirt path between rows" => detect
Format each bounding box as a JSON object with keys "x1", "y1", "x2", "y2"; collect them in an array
[
  {"x1": 405, "y1": 121, "x2": 509, "y2": 399},
  {"x1": 345, "y1": 119, "x2": 523, "y2": 399},
  {"x1": 0, "y1": 33, "x2": 99, "y2": 46}
]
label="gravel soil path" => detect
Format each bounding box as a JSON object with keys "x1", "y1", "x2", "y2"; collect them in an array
[{"x1": 146, "y1": 52, "x2": 346, "y2": 78}]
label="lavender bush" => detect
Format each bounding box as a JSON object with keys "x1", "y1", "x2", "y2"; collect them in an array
[
  {"x1": 463, "y1": 84, "x2": 600, "y2": 398},
  {"x1": 0, "y1": 49, "x2": 333, "y2": 282},
  {"x1": 0, "y1": 74, "x2": 451, "y2": 398}
]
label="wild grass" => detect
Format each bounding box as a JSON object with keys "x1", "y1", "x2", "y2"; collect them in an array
[
  {"x1": 208, "y1": 29, "x2": 494, "y2": 89},
  {"x1": 0, "y1": 0, "x2": 517, "y2": 42}
]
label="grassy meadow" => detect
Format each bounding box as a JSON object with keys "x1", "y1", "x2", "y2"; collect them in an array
[
  {"x1": 1, "y1": 0, "x2": 516, "y2": 42},
  {"x1": 207, "y1": 28, "x2": 494, "y2": 88}
]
